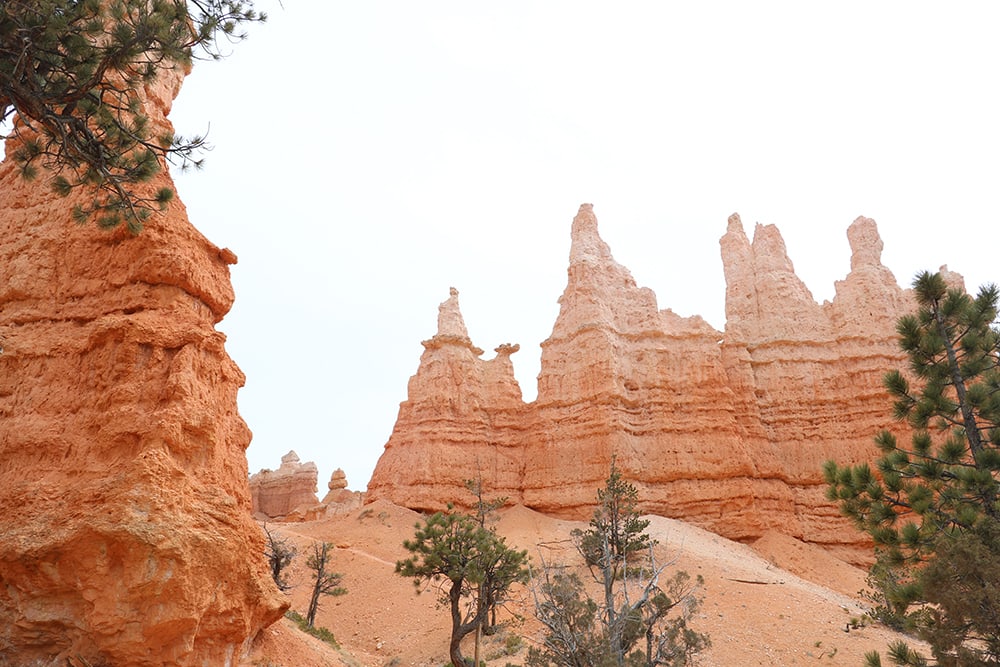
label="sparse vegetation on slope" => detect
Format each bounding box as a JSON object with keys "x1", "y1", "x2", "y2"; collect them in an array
[
  {"x1": 396, "y1": 506, "x2": 529, "y2": 667},
  {"x1": 0, "y1": 0, "x2": 263, "y2": 231},
  {"x1": 529, "y1": 460, "x2": 709, "y2": 667}
]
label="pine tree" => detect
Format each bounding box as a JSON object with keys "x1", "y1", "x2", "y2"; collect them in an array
[
  {"x1": 825, "y1": 271, "x2": 1000, "y2": 666},
  {"x1": 396, "y1": 509, "x2": 529, "y2": 667},
  {"x1": 530, "y1": 462, "x2": 708, "y2": 667},
  {"x1": 465, "y1": 476, "x2": 507, "y2": 633},
  {"x1": 304, "y1": 542, "x2": 346, "y2": 628},
  {"x1": 576, "y1": 456, "x2": 652, "y2": 573},
  {"x1": 0, "y1": 0, "x2": 263, "y2": 232}
]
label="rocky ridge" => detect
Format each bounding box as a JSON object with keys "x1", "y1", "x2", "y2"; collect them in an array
[{"x1": 368, "y1": 203, "x2": 919, "y2": 561}]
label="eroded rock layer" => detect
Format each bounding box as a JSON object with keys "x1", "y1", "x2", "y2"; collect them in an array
[
  {"x1": 249, "y1": 451, "x2": 319, "y2": 519},
  {"x1": 368, "y1": 288, "x2": 529, "y2": 512},
  {"x1": 368, "y1": 204, "x2": 918, "y2": 561},
  {"x1": 0, "y1": 71, "x2": 284, "y2": 664}
]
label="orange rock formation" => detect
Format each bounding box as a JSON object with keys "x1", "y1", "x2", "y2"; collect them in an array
[
  {"x1": 321, "y1": 468, "x2": 352, "y2": 505},
  {"x1": 249, "y1": 451, "x2": 319, "y2": 519},
  {"x1": 0, "y1": 70, "x2": 284, "y2": 663},
  {"x1": 368, "y1": 204, "x2": 919, "y2": 562}
]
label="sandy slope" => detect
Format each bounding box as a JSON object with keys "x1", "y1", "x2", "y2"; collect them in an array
[{"x1": 241, "y1": 501, "x2": 925, "y2": 667}]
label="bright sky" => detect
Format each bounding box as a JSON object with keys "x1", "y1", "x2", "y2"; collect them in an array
[{"x1": 72, "y1": 3, "x2": 1000, "y2": 491}]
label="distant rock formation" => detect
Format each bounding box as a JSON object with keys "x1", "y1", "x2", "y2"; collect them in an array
[
  {"x1": 249, "y1": 453, "x2": 364, "y2": 521},
  {"x1": 315, "y1": 468, "x2": 364, "y2": 518},
  {"x1": 0, "y1": 69, "x2": 285, "y2": 663},
  {"x1": 250, "y1": 451, "x2": 319, "y2": 519},
  {"x1": 321, "y1": 468, "x2": 351, "y2": 504},
  {"x1": 368, "y1": 203, "x2": 921, "y2": 563}
]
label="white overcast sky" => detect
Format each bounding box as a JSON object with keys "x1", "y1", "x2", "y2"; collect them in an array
[{"x1": 163, "y1": 3, "x2": 998, "y2": 490}]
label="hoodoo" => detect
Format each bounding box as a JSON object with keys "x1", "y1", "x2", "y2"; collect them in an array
[
  {"x1": 0, "y1": 68, "x2": 285, "y2": 663},
  {"x1": 249, "y1": 450, "x2": 320, "y2": 519},
  {"x1": 368, "y1": 204, "x2": 918, "y2": 562}
]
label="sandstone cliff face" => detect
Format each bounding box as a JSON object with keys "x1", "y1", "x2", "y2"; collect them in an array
[
  {"x1": 249, "y1": 451, "x2": 319, "y2": 519},
  {"x1": 719, "y1": 213, "x2": 911, "y2": 559},
  {"x1": 369, "y1": 288, "x2": 529, "y2": 511},
  {"x1": 367, "y1": 204, "x2": 918, "y2": 561},
  {"x1": 0, "y1": 71, "x2": 284, "y2": 665}
]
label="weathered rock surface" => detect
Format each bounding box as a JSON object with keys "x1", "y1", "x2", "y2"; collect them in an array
[
  {"x1": 0, "y1": 70, "x2": 284, "y2": 664},
  {"x1": 320, "y1": 468, "x2": 351, "y2": 505},
  {"x1": 368, "y1": 203, "x2": 921, "y2": 561},
  {"x1": 308, "y1": 468, "x2": 365, "y2": 519},
  {"x1": 249, "y1": 451, "x2": 319, "y2": 519},
  {"x1": 367, "y1": 288, "x2": 528, "y2": 512}
]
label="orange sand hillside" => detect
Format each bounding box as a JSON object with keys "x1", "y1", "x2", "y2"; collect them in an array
[{"x1": 242, "y1": 501, "x2": 927, "y2": 667}]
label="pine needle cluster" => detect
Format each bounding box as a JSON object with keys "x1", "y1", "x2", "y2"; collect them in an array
[
  {"x1": 825, "y1": 271, "x2": 1000, "y2": 666},
  {"x1": 0, "y1": 0, "x2": 263, "y2": 232}
]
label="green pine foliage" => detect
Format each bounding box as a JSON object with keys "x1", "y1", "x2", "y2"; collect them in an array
[
  {"x1": 575, "y1": 457, "x2": 652, "y2": 573},
  {"x1": 284, "y1": 610, "x2": 340, "y2": 649},
  {"x1": 304, "y1": 542, "x2": 346, "y2": 629},
  {"x1": 0, "y1": 0, "x2": 263, "y2": 232},
  {"x1": 530, "y1": 461, "x2": 708, "y2": 667},
  {"x1": 825, "y1": 271, "x2": 1000, "y2": 666},
  {"x1": 396, "y1": 509, "x2": 529, "y2": 667},
  {"x1": 465, "y1": 476, "x2": 510, "y2": 636}
]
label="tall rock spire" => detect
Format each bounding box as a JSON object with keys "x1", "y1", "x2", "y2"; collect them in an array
[
  {"x1": 366, "y1": 288, "x2": 525, "y2": 511},
  {"x1": 828, "y1": 216, "x2": 909, "y2": 332},
  {"x1": 437, "y1": 287, "x2": 472, "y2": 339},
  {"x1": 545, "y1": 203, "x2": 654, "y2": 346},
  {"x1": 368, "y1": 204, "x2": 954, "y2": 565},
  {"x1": 721, "y1": 214, "x2": 827, "y2": 341},
  {"x1": 0, "y1": 66, "x2": 284, "y2": 665},
  {"x1": 422, "y1": 287, "x2": 484, "y2": 355},
  {"x1": 569, "y1": 203, "x2": 616, "y2": 265}
]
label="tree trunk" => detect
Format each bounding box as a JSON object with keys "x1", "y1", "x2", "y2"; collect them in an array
[
  {"x1": 449, "y1": 579, "x2": 468, "y2": 667},
  {"x1": 307, "y1": 583, "x2": 321, "y2": 627},
  {"x1": 932, "y1": 300, "x2": 999, "y2": 519},
  {"x1": 447, "y1": 577, "x2": 486, "y2": 667}
]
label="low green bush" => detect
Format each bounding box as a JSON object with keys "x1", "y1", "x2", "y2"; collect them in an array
[{"x1": 285, "y1": 610, "x2": 340, "y2": 649}]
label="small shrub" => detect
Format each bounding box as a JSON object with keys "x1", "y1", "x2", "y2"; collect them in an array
[
  {"x1": 285, "y1": 609, "x2": 340, "y2": 649},
  {"x1": 487, "y1": 632, "x2": 526, "y2": 661}
]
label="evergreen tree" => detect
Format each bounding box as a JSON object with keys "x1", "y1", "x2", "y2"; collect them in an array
[
  {"x1": 304, "y1": 542, "x2": 346, "y2": 628},
  {"x1": 530, "y1": 462, "x2": 708, "y2": 667},
  {"x1": 396, "y1": 509, "x2": 529, "y2": 667},
  {"x1": 529, "y1": 568, "x2": 608, "y2": 667},
  {"x1": 825, "y1": 271, "x2": 1000, "y2": 666},
  {"x1": 576, "y1": 456, "x2": 652, "y2": 573},
  {"x1": 466, "y1": 475, "x2": 508, "y2": 633},
  {"x1": 0, "y1": 0, "x2": 263, "y2": 232}
]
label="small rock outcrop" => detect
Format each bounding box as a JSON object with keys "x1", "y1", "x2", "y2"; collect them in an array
[
  {"x1": 321, "y1": 468, "x2": 350, "y2": 503},
  {"x1": 0, "y1": 69, "x2": 285, "y2": 664},
  {"x1": 317, "y1": 469, "x2": 364, "y2": 517},
  {"x1": 249, "y1": 451, "x2": 319, "y2": 519},
  {"x1": 368, "y1": 203, "x2": 922, "y2": 562}
]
